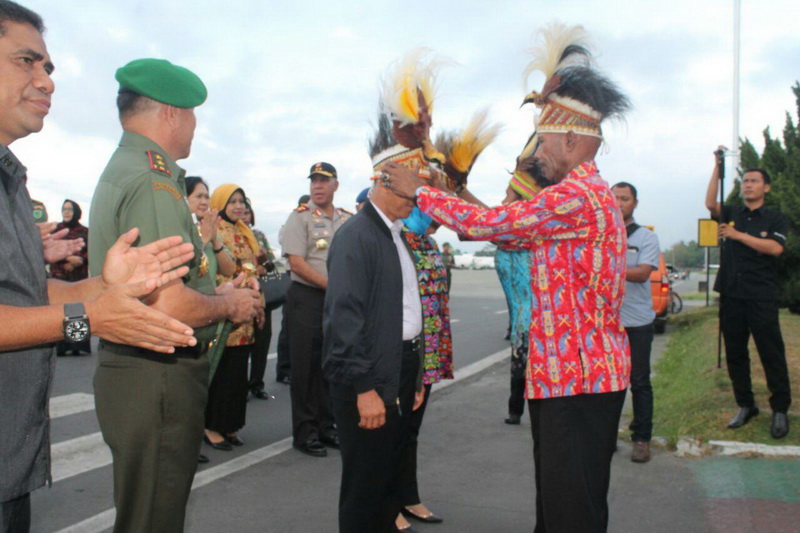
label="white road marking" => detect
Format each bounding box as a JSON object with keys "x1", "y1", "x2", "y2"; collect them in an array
[
  {"x1": 50, "y1": 393, "x2": 95, "y2": 419},
  {"x1": 494, "y1": 309, "x2": 508, "y2": 315},
  {"x1": 51, "y1": 432, "x2": 111, "y2": 483},
  {"x1": 54, "y1": 348, "x2": 511, "y2": 533},
  {"x1": 450, "y1": 318, "x2": 461, "y2": 323}
]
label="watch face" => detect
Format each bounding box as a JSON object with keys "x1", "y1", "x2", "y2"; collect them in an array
[{"x1": 65, "y1": 320, "x2": 89, "y2": 341}]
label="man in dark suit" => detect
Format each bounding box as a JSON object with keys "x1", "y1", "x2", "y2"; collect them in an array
[{"x1": 323, "y1": 176, "x2": 425, "y2": 532}]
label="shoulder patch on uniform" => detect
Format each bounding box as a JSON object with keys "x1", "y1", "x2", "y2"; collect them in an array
[
  {"x1": 152, "y1": 180, "x2": 182, "y2": 200},
  {"x1": 295, "y1": 204, "x2": 309, "y2": 213},
  {"x1": 146, "y1": 150, "x2": 172, "y2": 177},
  {"x1": 337, "y1": 207, "x2": 354, "y2": 216},
  {"x1": 312, "y1": 208, "x2": 323, "y2": 218}
]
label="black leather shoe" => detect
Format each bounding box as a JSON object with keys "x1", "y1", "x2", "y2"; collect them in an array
[
  {"x1": 505, "y1": 414, "x2": 521, "y2": 425},
  {"x1": 276, "y1": 375, "x2": 291, "y2": 385},
  {"x1": 320, "y1": 433, "x2": 340, "y2": 449},
  {"x1": 727, "y1": 406, "x2": 759, "y2": 429},
  {"x1": 225, "y1": 434, "x2": 245, "y2": 446},
  {"x1": 771, "y1": 412, "x2": 789, "y2": 439},
  {"x1": 294, "y1": 440, "x2": 327, "y2": 457},
  {"x1": 204, "y1": 434, "x2": 232, "y2": 451},
  {"x1": 197, "y1": 454, "x2": 210, "y2": 464},
  {"x1": 250, "y1": 388, "x2": 273, "y2": 400},
  {"x1": 402, "y1": 507, "x2": 444, "y2": 524}
]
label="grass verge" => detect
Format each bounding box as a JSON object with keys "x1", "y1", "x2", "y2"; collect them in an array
[{"x1": 652, "y1": 306, "x2": 800, "y2": 447}]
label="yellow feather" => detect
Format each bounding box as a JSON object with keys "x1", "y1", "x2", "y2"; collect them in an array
[
  {"x1": 380, "y1": 48, "x2": 449, "y2": 125},
  {"x1": 447, "y1": 108, "x2": 502, "y2": 173}
]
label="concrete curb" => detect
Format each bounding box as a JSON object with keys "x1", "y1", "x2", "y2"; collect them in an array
[{"x1": 674, "y1": 436, "x2": 800, "y2": 458}]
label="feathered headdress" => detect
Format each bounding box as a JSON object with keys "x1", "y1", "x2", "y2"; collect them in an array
[
  {"x1": 435, "y1": 108, "x2": 501, "y2": 193},
  {"x1": 520, "y1": 22, "x2": 630, "y2": 140},
  {"x1": 379, "y1": 48, "x2": 447, "y2": 165}
]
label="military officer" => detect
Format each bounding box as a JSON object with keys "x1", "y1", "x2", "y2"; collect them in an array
[
  {"x1": 88, "y1": 58, "x2": 261, "y2": 533},
  {"x1": 282, "y1": 162, "x2": 352, "y2": 457}
]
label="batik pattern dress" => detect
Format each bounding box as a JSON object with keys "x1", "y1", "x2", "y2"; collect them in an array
[{"x1": 402, "y1": 228, "x2": 454, "y2": 384}]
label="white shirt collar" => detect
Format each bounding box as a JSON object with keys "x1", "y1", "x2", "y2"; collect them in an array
[{"x1": 372, "y1": 201, "x2": 404, "y2": 234}]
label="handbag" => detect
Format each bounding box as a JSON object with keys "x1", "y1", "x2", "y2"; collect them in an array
[{"x1": 259, "y1": 270, "x2": 291, "y2": 311}]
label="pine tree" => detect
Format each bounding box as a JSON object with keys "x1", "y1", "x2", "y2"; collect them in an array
[{"x1": 735, "y1": 83, "x2": 800, "y2": 312}]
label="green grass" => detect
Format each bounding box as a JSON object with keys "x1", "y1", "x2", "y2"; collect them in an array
[
  {"x1": 652, "y1": 307, "x2": 800, "y2": 447},
  {"x1": 680, "y1": 292, "x2": 711, "y2": 301}
]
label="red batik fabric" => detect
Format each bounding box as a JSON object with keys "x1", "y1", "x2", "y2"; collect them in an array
[{"x1": 417, "y1": 160, "x2": 630, "y2": 399}]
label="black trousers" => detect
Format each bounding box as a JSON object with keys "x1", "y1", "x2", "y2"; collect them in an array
[
  {"x1": 1, "y1": 493, "x2": 30, "y2": 533},
  {"x1": 626, "y1": 323, "x2": 654, "y2": 442},
  {"x1": 248, "y1": 312, "x2": 272, "y2": 391},
  {"x1": 287, "y1": 282, "x2": 334, "y2": 445},
  {"x1": 509, "y1": 336, "x2": 529, "y2": 417},
  {"x1": 721, "y1": 297, "x2": 791, "y2": 412},
  {"x1": 398, "y1": 383, "x2": 432, "y2": 506},
  {"x1": 276, "y1": 306, "x2": 291, "y2": 381},
  {"x1": 529, "y1": 390, "x2": 626, "y2": 533},
  {"x1": 206, "y1": 345, "x2": 251, "y2": 434},
  {"x1": 333, "y1": 345, "x2": 419, "y2": 533}
]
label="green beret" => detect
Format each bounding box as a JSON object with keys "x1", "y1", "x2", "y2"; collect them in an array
[{"x1": 115, "y1": 58, "x2": 207, "y2": 108}]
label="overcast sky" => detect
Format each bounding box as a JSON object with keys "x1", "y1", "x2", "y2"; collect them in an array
[{"x1": 13, "y1": 0, "x2": 800, "y2": 252}]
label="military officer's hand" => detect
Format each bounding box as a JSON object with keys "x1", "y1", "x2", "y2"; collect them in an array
[
  {"x1": 102, "y1": 228, "x2": 195, "y2": 291},
  {"x1": 357, "y1": 389, "x2": 386, "y2": 429},
  {"x1": 383, "y1": 162, "x2": 424, "y2": 202},
  {"x1": 413, "y1": 388, "x2": 426, "y2": 411},
  {"x1": 36, "y1": 221, "x2": 57, "y2": 238},
  {"x1": 86, "y1": 279, "x2": 196, "y2": 353}
]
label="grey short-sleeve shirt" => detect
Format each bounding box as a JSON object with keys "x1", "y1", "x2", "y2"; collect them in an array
[
  {"x1": 0, "y1": 145, "x2": 53, "y2": 502},
  {"x1": 621, "y1": 222, "x2": 660, "y2": 328},
  {"x1": 282, "y1": 201, "x2": 351, "y2": 287}
]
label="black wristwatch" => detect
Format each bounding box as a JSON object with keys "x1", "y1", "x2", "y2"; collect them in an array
[{"x1": 63, "y1": 302, "x2": 90, "y2": 342}]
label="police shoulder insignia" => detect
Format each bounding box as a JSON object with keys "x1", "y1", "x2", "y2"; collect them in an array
[
  {"x1": 147, "y1": 150, "x2": 172, "y2": 177},
  {"x1": 152, "y1": 180, "x2": 182, "y2": 200},
  {"x1": 295, "y1": 204, "x2": 309, "y2": 213},
  {"x1": 338, "y1": 207, "x2": 354, "y2": 217}
]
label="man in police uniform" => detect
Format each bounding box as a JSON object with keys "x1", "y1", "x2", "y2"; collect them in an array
[
  {"x1": 89, "y1": 58, "x2": 261, "y2": 532},
  {"x1": 705, "y1": 148, "x2": 791, "y2": 439},
  {"x1": 282, "y1": 162, "x2": 351, "y2": 456}
]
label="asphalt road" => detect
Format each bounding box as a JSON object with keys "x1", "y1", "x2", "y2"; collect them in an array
[{"x1": 32, "y1": 269, "x2": 511, "y2": 532}]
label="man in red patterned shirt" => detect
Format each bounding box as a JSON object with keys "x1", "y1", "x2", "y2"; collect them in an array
[{"x1": 385, "y1": 25, "x2": 632, "y2": 533}]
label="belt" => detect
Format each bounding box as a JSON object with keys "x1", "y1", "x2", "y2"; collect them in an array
[
  {"x1": 402, "y1": 336, "x2": 423, "y2": 353},
  {"x1": 99, "y1": 340, "x2": 206, "y2": 359}
]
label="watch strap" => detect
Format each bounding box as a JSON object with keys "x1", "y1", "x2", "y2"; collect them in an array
[{"x1": 64, "y1": 302, "x2": 87, "y2": 319}]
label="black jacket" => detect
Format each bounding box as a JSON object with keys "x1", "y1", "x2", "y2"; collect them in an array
[{"x1": 323, "y1": 201, "x2": 421, "y2": 405}]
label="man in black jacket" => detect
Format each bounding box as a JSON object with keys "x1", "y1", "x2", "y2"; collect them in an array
[{"x1": 323, "y1": 178, "x2": 425, "y2": 533}]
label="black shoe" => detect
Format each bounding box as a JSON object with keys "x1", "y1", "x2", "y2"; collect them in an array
[
  {"x1": 728, "y1": 406, "x2": 759, "y2": 429},
  {"x1": 197, "y1": 454, "x2": 210, "y2": 464},
  {"x1": 293, "y1": 439, "x2": 327, "y2": 457},
  {"x1": 320, "y1": 432, "x2": 340, "y2": 449},
  {"x1": 771, "y1": 412, "x2": 789, "y2": 439},
  {"x1": 204, "y1": 434, "x2": 232, "y2": 451},
  {"x1": 225, "y1": 434, "x2": 245, "y2": 446},
  {"x1": 505, "y1": 414, "x2": 521, "y2": 425},
  {"x1": 250, "y1": 388, "x2": 273, "y2": 400},
  {"x1": 276, "y1": 375, "x2": 291, "y2": 385},
  {"x1": 402, "y1": 507, "x2": 444, "y2": 524}
]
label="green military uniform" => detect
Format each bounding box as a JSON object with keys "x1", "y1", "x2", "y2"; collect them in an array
[
  {"x1": 30, "y1": 198, "x2": 47, "y2": 223},
  {"x1": 88, "y1": 131, "x2": 216, "y2": 533}
]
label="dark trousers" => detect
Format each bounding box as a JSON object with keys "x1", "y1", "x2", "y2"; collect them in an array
[
  {"x1": 1, "y1": 493, "x2": 30, "y2": 533},
  {"x1": 721, "y1": 297, "x2": 791, "y2": 412},
  {"x1": 94, "y1": 347, "x2": 208, "y2": 533},
  {"x1": 509, "y1": 336, "x2": 529, "y2": 417},
  {"x1": 398, "y1": 383, "x2": 432, "y2": 506},
  {"x1": 288, "y1": 282, "x2": 334, "y2": 445},
  {"x1": 626, "y1": 323, "x2": 654, "y2": 442},
  {"x1": 206, "y1": 345, "x2": 251, "y2": 434},
  {"x1": 333, "y1": 345, "x2": 419, "y2": 533},
  {"x1": 529, "y1": 390, "x2": 626, "y2": 533},
  {"x1": 248, "y1": 312, "x2": 272, "y2": 391},
  {"x1": 276, "y1": 306, "x2": 291, "y2": 381}
]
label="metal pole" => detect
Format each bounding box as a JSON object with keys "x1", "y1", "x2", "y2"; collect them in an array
[
  {"x1": 705, "y1": 248, "x2": 710, "y2": 307},
  {"x1": 732, "y1": 0, "x2": 741, "y2": 174}
]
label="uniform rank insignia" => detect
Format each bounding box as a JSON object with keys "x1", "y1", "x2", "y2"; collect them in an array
[
  {"x1": 147, "y1": 150, "x2": 172, "y2": 177},
  {"x1": 152, "y1": 180, "x2": 182, "y2": 200},
  {"x1": 295, "y1": 204, "x2": 309, "y2": 213}
]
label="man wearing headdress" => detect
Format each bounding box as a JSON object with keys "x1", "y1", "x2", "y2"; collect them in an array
[
  {"x1": 385, "y1": 25, "x2": 631, "y2": 533},
  {"x1": 322, "y1": 50, "x2": 441, "y2": 533}
]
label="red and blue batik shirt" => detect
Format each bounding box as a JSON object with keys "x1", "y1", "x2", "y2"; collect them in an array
[{"x1": 417, "y1": 160, "x2": 630, "y2": 400}]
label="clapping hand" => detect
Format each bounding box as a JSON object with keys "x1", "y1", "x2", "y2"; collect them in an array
[
  {"x1": 199, "y1": 209, "x2": 220, "y2": 247},
  {"x1": 41, "y1": 226, "x2": 84, "y2": 264},
  {"x1": 102, "y1": 228, "x2": 195, "y2": 291}
]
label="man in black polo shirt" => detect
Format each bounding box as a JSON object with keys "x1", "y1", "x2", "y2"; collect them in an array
[{"x1": 705, "y1": 147, "x2": 791, "y2": 439}]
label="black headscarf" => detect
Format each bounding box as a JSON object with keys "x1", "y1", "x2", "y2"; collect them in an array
[{"x1": 62, "y1": 199, "x2": 82, "y2": 228}]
